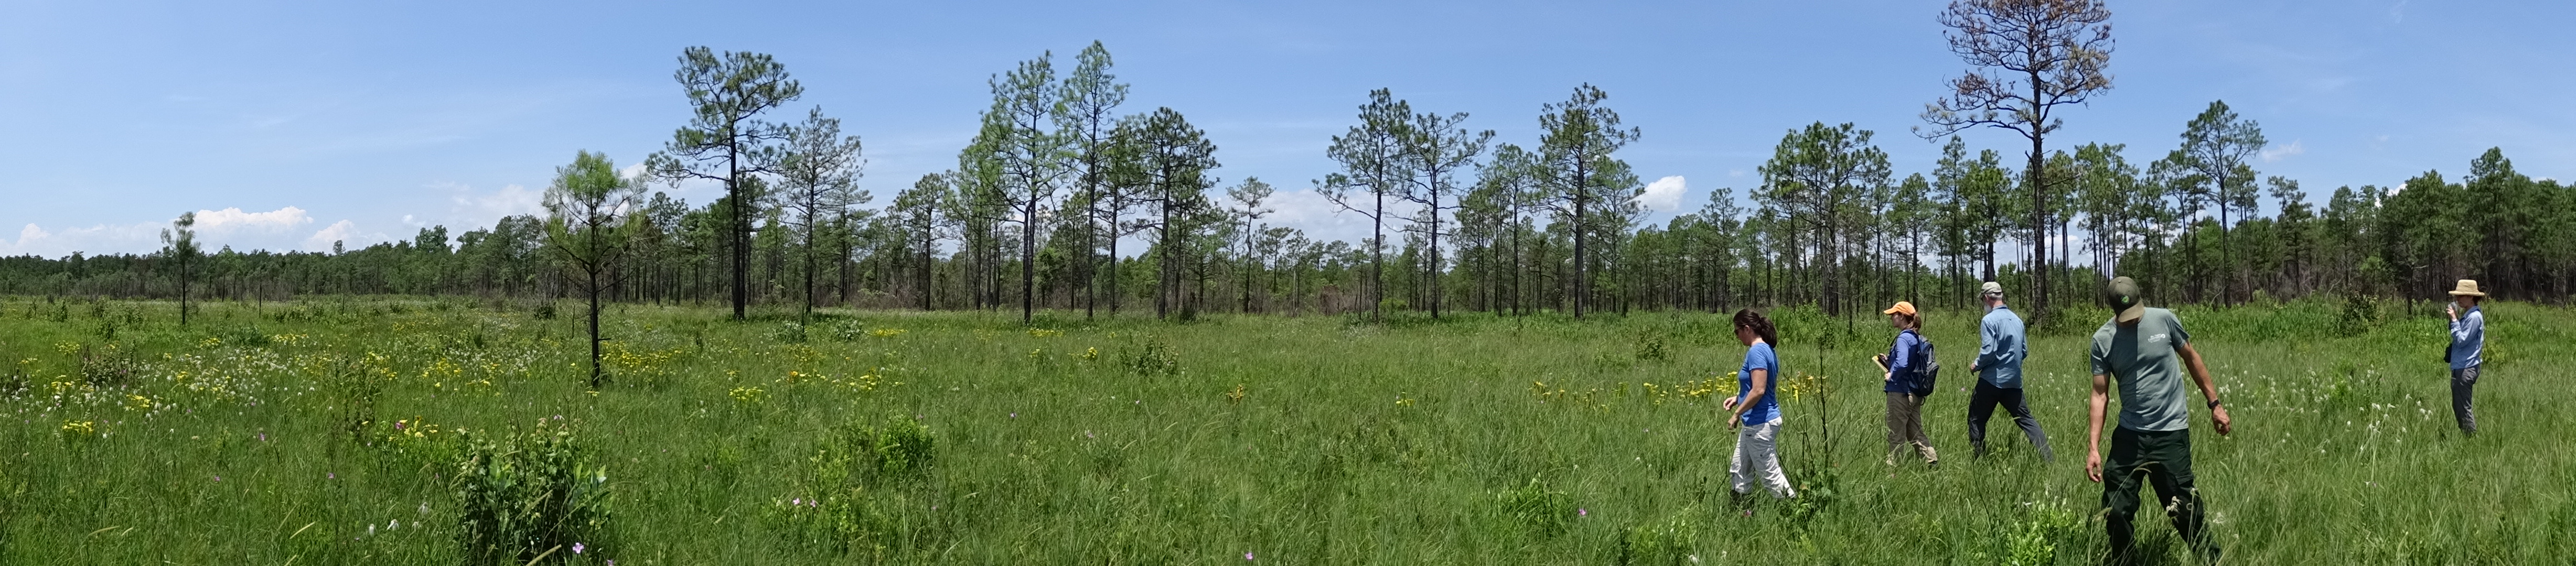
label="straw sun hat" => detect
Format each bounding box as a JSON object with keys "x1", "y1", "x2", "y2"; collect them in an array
[{"x1": 2447, "y1": 279, "x2": 2486, "y2": 297}]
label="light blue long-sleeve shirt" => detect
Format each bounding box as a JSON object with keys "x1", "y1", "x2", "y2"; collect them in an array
[
  {"x1": 2450, "y1": 306, "x2": 2484, "y2": 370},
  {"x1": 1978, "y1": 304, "x2": 2026, "y2": 388}
]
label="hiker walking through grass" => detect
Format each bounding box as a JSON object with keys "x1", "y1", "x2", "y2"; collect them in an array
[
  {"x1": 1725, "y1": 308, "x2": 1797, "y2": 499},
  {"x1": 1968, "y1": 281, "x2": 2052, "y2": 461},
  {"x1": 1875, "y1": 301, "x2": 1938, "y2": 468},
  {"x1": 2085, "y1": 276, "x2": 2233, "y2": 564},
  {"x1": 2445, "y1": 279, "x2": 2487, "y2": 436}
]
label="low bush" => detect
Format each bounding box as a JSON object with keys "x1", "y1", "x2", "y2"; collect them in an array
[
  {"x1": 452, "y1": 418, "x2": 615, "y2": 565},
  {"x1": 775, "y1": 416, "x2": 939, "y2": 554}
]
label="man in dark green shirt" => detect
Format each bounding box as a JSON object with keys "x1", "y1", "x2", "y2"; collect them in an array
[{"x1": 2085, "y1": 277, "x2": 2234, "y2": 564}]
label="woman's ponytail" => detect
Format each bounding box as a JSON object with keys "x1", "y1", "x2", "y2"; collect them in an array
[{"x1": 1733, "y1": 308, "x2": 1781, "y2": 348}]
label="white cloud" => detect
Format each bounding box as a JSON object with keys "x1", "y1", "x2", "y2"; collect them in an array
[
  {"x1": 1636, "y1": 176, "x2": 1687, "y2": 212},
  {"x1": 433, "y1": 181, "x2": 548, "y2": 229},
  {"x1": 0, "y1": 221, "x2": 163, "y2": 258},
  {"x1": 303, "y1": 220, "x2": 380, "y2": 253},
  {"x1": 0, "y1": 224, "x2": 57, "y2": 256},
  {"x1": 0, "y1": 206, "x2": 346, "y2": 258},
  {"x1": 2260, "y1": 140, "x2": 2306, "y2": 162},
  {"x1": 192, "y1": 206, "x2": 314, "y2": 234},
  {"x1": 1261, "y1": 188, "x2": 1375, "y2": 247}
]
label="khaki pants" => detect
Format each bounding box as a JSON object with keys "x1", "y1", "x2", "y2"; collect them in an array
[
  {"x1": 1884, "y1": 391, "x2": 1938, "y2": 466},
  {"x1": 1729, "y1": 420, "x2": 1796, "y2": 498}
]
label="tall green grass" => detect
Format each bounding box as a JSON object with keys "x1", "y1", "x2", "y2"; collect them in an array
[{"x1": 1, "y1": 296, "x2": 2568, "y2": 564}]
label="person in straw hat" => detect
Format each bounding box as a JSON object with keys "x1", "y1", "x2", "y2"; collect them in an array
[
  {"x1": 2086, "y1": 276, "x2": 2232, "y2": 564},
  {"x1": 2444, "y1": 279, "x2": 2487, "y2": 436},
  {"x1": 1874, "y1": 301, "x2": 1938, "y2": 468}
]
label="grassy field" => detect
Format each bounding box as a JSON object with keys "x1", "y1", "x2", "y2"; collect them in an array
[{"x1": 2, "y1": 296, "x2": 2570, "y2": 564}]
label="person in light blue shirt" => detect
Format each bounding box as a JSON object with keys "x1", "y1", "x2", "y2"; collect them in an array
[
  {"x1": 2445, "y1": 279, "x2": 2487, "y2": 436},
  {"x1": 1724, "y1": 308, "x2": 1795, "y2": 499},
  {"x1": 1968, "y1": 281, "x2": 2051, "y2": 461}
]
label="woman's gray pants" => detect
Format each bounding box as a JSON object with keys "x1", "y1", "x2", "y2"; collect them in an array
[{"x1": 2451, "y1": 365, "x2": 2480, "y2": 434}]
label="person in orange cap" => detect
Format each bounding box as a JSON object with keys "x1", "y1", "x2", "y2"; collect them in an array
[{"x1": 1875, "y1": 301, "x2": 1938, "y2": 468}]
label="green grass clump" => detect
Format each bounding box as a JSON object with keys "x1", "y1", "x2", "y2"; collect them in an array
[{"x1": 0, "y1": 296, "x2": 2567, "y2": 564}]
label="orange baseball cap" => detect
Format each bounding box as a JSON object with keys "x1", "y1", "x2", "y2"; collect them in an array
[{"x1": 1882, "y1": 301, "x2": 1917, "y2": 317}]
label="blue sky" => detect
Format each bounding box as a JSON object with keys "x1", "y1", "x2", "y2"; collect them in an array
[{"x1": 3, "y1": 0, "x2": 2568, "y2": 258}]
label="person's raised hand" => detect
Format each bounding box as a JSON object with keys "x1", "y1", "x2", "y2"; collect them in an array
[{"x1": 1722, "y1": 396, "x2": 1740, "y2": 411}]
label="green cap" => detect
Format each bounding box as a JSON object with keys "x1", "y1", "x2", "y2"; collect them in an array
[{"x1": 2105, "y1": 277, "x2": 2144, "y2": 323}]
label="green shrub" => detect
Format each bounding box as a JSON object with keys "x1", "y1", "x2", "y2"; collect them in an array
[
  {"x1": 1495, "y1": 477, "x2": 1573, "y2": 538},
  {"x1": 776, "y1": 416, "x2": 938, "y2": 554},
  {"x1": 76, "y1": 343, "x2": 136, "y2": 388},
  {"x1": 2000, "y1": 498, "x2": 2083, "y2": 566},
  {"x1": 325, "y1": 355, "x2": 389, "y2": 444},
  {"x1": 452, "y1": 418, "x2": 615, "y2": 565},
  {"x1": 2338, "y1": 294, "x2": 2384, "y2": 335},
  {"x1": 1614, "y1": 507, "x2": 1699, "y2": 565},
  {"x1": 1781, "y1": 465, "x2": 1842, "y2": 528},
  {"x1": 1633, "y1": 330, "x2": 1671, "y2": 362},
  {"x1": 1122, "y1": 336, "x2": 1181, "y2": 377},
  {"x1": 829, "y1": 320, "x2": 868, "y2": 341},
  {"x1": 212, "y1": 324, "x2": 272, "y2": 348},
  {"x1": 826, "y1": 416, "x2": 937, "y2": 484}
]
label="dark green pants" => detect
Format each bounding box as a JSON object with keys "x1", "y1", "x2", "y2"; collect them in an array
[{"x1": 2102, "y1": 427, "x2": 2209, "y2": 556}]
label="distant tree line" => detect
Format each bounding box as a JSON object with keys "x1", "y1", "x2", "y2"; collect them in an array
[{"x1": 7, "y1": 29, "x2": 2572, "y2": 324}]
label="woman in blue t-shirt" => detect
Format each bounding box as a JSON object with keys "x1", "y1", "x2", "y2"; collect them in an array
[{"x1": 1724, "y1": 308, "x2": 1797, "y2": 499}]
